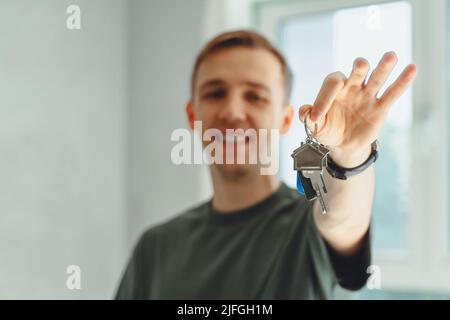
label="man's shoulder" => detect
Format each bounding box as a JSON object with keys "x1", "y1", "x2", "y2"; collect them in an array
[
  {"x1": 136, "y1": 184, "x2": 308, "y2": 246},
  {"x1": 282, "y1": 183, "x2": 306, "y2": 202},
  {"x1": 138, "y1": 201, "x2": 210, "y2": 244}
]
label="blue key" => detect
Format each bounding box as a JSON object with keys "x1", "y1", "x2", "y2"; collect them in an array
[{"x1": 296, "y1": 172, "x2": 305, "y2": 195}]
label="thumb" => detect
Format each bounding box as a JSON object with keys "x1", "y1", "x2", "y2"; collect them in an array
[
  {"x1": 298, "y1": 104, "x2": 313, "y2": 124},
  {"x1": 298, "y1": 104, "x2": 327, "y2": 139}
]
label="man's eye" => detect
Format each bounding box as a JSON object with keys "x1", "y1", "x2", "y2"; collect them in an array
[
  {"x1": 246, "y1": 92, "x2": 267, "y2": 103},
  {"x1": 204, "y1": 90, "x2": 226, "y2": 99}
]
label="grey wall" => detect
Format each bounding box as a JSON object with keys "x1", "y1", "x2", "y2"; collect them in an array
[
  {"x1": 0, "y1": 0, "x2": 210, "y2": 299},
  {"x1": 126, "y1": 0, "x2": 210, "y2": 249},
  {"x1": 0, "y1": 0, "x2": 128, "y2": 299}
]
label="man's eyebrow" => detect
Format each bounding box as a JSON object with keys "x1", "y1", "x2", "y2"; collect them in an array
[
  {"x1": 243, "y1": 81, "x2": 271, "y2": 94},
  {"x1": 199, "y1": 79, "x2": 225, "y2": 91},
  {"x1": 199, "y1": 79, "x2": 271, "y2": 93}
]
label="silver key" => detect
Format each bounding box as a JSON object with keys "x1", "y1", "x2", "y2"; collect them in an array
[
  {"x1": 302, "y1": 168, "x2": 329, "y2": 214},
  {"x1": 291, "y1": 109, "x2": 331, "y2": 213},
  {"x1": 291, "y1": 140, "x2": 330, "y2": 214}
]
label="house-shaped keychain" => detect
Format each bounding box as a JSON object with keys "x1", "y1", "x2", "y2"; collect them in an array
[
  {"x1": 291, "y1": 142, "x2": 330, "y2": 199},
  {"x1": 291, "y1": 142, "x2": 329, "y2": 171}
]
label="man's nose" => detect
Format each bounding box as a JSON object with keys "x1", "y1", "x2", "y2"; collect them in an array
[{"x1": 218, "y1": 93, "x2": 247, "y2": 124}]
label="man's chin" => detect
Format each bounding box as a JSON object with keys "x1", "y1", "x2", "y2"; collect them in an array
[{"x1": 213, "y1": 163, "x2": 256, "y2": 181}]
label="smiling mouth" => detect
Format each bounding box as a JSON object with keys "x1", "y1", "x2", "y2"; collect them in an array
[{"x1": 218, "y1": 133, "x2": 252, "y2": 145}]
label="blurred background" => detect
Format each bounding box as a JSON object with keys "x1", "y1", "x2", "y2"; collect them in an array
[{"x1": 0, "y1": 0, "x2": 449, "y2": 299}]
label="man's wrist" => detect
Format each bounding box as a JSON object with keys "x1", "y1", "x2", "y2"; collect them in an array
[
  {"x1": 328, "y1": 144, "x2": 372, "y2": 168},
  {"x1": 326, "y1": 141, "x2": 379, "y2": 180}
]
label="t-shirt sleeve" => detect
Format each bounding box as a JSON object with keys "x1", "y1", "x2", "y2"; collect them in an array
[
  {"x1": 323, "y1": 225, "x2": 372, "y2": 291},
  {"x1": 114, "y1": 241, "x2": 141, "y2": 299},
  {"x1": 306, "y1": 200, "x2": 372, "y2": 292},
  {"x1": 114, "y1": 231, "x2": 152, "y2": 300}
]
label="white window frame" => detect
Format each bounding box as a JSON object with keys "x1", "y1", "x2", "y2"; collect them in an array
[{"x1": 253, "y1": 0, "x2": 450, "y2": 293}]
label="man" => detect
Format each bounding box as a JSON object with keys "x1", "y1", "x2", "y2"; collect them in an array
[{"x1": 115, "y1": 30, "x2": 416, "y2": 299}]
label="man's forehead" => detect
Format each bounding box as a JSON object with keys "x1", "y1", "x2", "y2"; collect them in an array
[{"x1": 196, "y1": 47, "x2": 283, "y2": 89}]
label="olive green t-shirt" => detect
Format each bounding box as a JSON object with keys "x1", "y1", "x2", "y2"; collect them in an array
[{"x1": 115, "y1": 182, "x2": 371, "y2": 299}]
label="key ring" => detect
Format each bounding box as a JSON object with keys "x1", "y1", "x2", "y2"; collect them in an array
[{"x1": 304, "y1": 109, "x2": 318, "y2": 143}]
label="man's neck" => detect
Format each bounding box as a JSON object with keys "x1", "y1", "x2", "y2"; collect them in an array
[{"x1": 210, "y1": 166, "x2": 281, "y2": 213}]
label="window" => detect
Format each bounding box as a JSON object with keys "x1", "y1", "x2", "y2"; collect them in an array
[
  {"x1": 255, "y1": 0, "x2": 450, "y2": 297},
  {"x1": 279, "y1": 1, "x2": 412, "y2": 254}
]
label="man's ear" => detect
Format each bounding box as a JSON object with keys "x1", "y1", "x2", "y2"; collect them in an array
[
  {"x1": 280, "y1": 105, "x2": 294, "y2": 135},
  {"x1": 185, "y1": 100, "x2": 195, "y2": 130}
]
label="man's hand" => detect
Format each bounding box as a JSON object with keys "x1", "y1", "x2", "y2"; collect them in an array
[
  {"x1": 299, "y1": 52, "x2": 417, "y2": 167},
  {"x1": 300, "y1": 52, "x2": 417, "y2": 256}
]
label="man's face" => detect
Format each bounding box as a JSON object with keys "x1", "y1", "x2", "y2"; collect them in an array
[{"x1": 186, "y1": 47, "x2": 293, "y2": 177}]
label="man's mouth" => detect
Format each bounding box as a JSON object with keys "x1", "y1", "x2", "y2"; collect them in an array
[{"x1": 224, "y1": 133, "x2": 250, "y2": 144}]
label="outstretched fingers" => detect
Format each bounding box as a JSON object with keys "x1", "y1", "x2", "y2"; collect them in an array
[
  {"x1": 365, "y1": 51, "x2": 398, "y2": 97},
  {"x1": 378, "y1": 64, "x2": 417, "y2": 108},
  {"x1": 345, "y1": 57, "x2": 370, "y2": 89},
  {"x1": 311, "y1": 71, "x2": 346, "y2": 122}
]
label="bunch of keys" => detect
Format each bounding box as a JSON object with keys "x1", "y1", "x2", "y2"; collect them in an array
[{"x1": 291, "y1": 109, "x2": 330, "y2": 214}]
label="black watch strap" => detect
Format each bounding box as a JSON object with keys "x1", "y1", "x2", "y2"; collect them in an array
[{"x1": 326, "y1": 141, "x2": 379, "y2": 180}]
